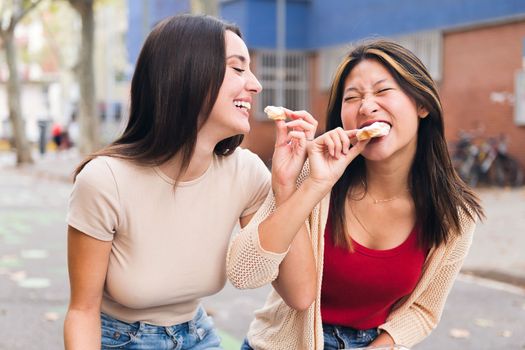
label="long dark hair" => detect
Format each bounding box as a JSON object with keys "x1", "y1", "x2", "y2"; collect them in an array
[
  {"x1": 74, "y1": 14, "x2": 243, "y2": 178},
  {"x1": 327, "y1": 40, "x2": 484, "y2": 250}
]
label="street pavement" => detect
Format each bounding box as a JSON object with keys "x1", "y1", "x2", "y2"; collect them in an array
[{"x1": 0, "y1": 151, "x2": 524, "y2": 350}]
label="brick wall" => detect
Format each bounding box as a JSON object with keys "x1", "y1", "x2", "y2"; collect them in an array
[
  {"x1": 441, "y1": 20, "x2": 525, "y2": 168},
  {"x1": 245, "y1": 19, "x2": 525, "y2": 171}
]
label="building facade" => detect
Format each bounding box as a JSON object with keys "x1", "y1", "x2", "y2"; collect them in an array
[
  {"x1": 219, "y1": 0, "x2": 525, "y2": 168},
  {"x1": 125, "y1": 0, "x2": 525, "y2": 169}
]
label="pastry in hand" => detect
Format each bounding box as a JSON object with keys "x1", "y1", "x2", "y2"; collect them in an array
[
  {"x1": 264, "y1": 106, "x2": 287, "y2": 121},
  {"x1": 356, "y1": 122, "x2": 391, "y2": 141}
]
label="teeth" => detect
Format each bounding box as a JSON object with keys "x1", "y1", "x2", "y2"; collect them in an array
[{"x1": 234, "y1": 100, "x2": 251, "y2": 110}]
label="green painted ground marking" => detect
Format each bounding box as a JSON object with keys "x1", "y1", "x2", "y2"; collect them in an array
[
  {"x1": 10, "y1": 222, "x2": 31, "y2": 234},
  {"x1": 217, "y1": 330, "x2": 242, "y2": 350},
  {"x1": 47, "y1": 305, "x2": 68, "y2": 314},
  {"x1": 4, "y1": 235, "x2": 24, "y2": 245},
  {"x1": 21, "y1": 249, "x2": 49, "y2": 259},
  {"x1": 18, "y1": 277, "x2": 51, "y2": 288},
  {"x1": 0, "y1": 256, "x2": 22, "y2": 268},
  {"x1": 0, "y1": 226, "x2": 9, "y2": 236},
  {"x1": 0, "y1": 210, "x2": 64, "y2": 228}
]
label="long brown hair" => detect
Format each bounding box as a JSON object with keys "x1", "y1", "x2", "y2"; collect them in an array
[
  {"x1": 326, "y1": 40, "x2": 484, "y2": 250},
  {"x1": 74, "y1": 14, "x2": 242, "y2": 179}
]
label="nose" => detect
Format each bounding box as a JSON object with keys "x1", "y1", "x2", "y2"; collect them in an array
[
  {"x1": 247, "y1": 71, "x2": 262, "y2": 95},
  {"x1": 358, "y1": 95, "x2": 379, "y2": 116}
]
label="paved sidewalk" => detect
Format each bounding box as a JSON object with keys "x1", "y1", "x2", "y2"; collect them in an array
[
  {"x1": 0, "y1": 150, "x2": 80, "y2": 183},
  {"x1": 2, "y1": 150, "x2": 525, "y2": 288},
  {"x1": 461, "y1": 186, "x2": 525, "y2": 287}
]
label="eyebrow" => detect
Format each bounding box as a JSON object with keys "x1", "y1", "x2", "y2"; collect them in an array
[
  {"x1": 227, "y1": 54, "x2": 247, "y2": 63},
  {"x1": 344, "y1": 78, "x2": 389, "y2": 93}
]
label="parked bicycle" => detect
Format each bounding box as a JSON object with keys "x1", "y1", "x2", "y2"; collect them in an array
[{"x1": 451, "y1": 132, "x2": 523, "y2": 187}]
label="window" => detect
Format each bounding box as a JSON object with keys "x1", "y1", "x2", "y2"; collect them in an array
[
  {"x1": 318, "y1": 30, "x2": 443, "y2": 91},
  {"x1": 393, "y1": 30, "x2": 443, "y2": 82},
  {"x1": 515, "y1": 69, "x2": 525, "y2": 126},
  {"x1": 255, "y1": 51, "x2": 309, "y2": 119}
]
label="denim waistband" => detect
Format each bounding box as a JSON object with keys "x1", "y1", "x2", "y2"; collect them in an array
[
  {"x1": 322, "y1": 323, "x2": 378, "y2": 338},
  {"x1": 101, "y1": 305, "x2": 205, "y2": 335}
]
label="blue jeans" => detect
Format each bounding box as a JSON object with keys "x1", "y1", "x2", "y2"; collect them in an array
[
  {"x1": 323, "y1": 323, "x2": 379, "y2": 349},
  {"x1": 241, "y1": 324, "x2": 378, "y2": 350},
  {"x1": 100, "y1": 306, "x2": 222, "y2": 349},
  {"x1": 240, "y1": 338, "x2": 252, "y2": 350}
]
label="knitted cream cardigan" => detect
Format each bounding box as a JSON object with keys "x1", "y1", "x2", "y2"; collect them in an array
[{"x1": 226, "y1": 166, "x2": 476, "y2": 350}]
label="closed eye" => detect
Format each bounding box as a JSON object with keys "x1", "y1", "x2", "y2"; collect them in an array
[
  {"x1": 232, "y1": 67, "x2": 245, "y2": 73},
  {"x1": 344, "y1": 96, "x2": 359, "y2": 102},
  {"x1": 377, "y1": 88, "x2": 393, "y2": 94}
]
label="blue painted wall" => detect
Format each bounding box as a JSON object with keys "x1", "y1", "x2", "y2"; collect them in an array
[
  {"x1": 307, "y1": 0, "x2": 525, "y2": 48},
  {"x1": 221, "y1": 0, "x2": 310, "y2": 49},
  {"x1": 220, "y1": 0, "x2": 525, "y2": 50},
  {"x1": 127, "y1": 0, "x2": 190, "y2": 66},
  {"x1": 126, "y1": 0, "x2": 525, "y2": 62},
  {"x1": 220, "y1": 0, "x2": 248, "y2": 40}
]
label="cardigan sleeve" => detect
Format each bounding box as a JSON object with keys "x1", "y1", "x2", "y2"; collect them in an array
[
  {"x1": 378, "y1": 216, "x2": 476, "y2": 348},
  {"x1": 226, "y1": 188, "x2": 289, "y2": 289},
  {"x1": 226, "y1": 163, "x2": 312, "y2": 289}
]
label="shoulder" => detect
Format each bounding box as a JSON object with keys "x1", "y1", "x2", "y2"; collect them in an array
[
  {"x1": 442, "y1": 208, "x2": 477, "y2": 264},
  {"x1": 232, "y1": 147, "x2": 266, "y2": 166},
  {"x1": 76, "y1": 156, "x2": 114, "y2": 183},
  {"x1": 456, "y1": 206, "x2": 477, "y2": 243},
  {"x1": 217, "y1": 147, "x2": 269, "y2": 173},
  {"x1": 76, "y1": 156, "x2": 141, "y2": 187}
]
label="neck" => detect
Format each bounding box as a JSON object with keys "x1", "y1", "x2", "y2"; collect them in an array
[
  {"x1": 364, "y1": 138, "x2": 417, "y2": 196},
  {"x1": 364, "y1": 156, "x2": 412, "y2": 200},
  {"x1": 158, "y1": 131, "x2": 219, "y2": 182}
]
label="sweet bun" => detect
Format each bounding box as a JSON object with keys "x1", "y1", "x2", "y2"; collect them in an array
[
  {"x1": 264, "y1": 106, "x2": 287, "y2": 121},
  {"x1": 356, "y1": 122, "x2": 391, "y2": 141}
]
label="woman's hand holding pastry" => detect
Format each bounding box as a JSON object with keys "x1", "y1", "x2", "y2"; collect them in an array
[
  {"x1": 306, "y1": 127, "x2": 368, "y2": 193},
  {"x1": 269, "y1": 107, "x2": 318, "y2": 203}
]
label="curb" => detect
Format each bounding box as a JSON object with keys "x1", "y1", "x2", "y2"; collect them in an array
[{"x1": 460, "y1": 269, "x2": 525, "y2": 290}]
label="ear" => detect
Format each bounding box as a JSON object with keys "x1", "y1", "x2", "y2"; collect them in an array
[{"x1": 418, "y1": 105, "x2": 429, "y2": 119}]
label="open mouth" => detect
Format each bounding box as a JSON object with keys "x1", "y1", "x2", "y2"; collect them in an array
[
  {"x1": 359, "y1": 120, "x2": 392, "y2": 129},
  {"x1": 234, "y1": 100, "x2": 251, "y2": 111}
]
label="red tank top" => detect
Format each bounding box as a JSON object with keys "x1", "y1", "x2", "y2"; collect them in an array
[{"x1": 321, "y1": 214, "x2": 427, "y2": 329}]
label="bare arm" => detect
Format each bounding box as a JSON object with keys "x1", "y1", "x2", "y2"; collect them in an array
[{"x1": 64, "y1": 226, "x2": 112, "y2": 350}]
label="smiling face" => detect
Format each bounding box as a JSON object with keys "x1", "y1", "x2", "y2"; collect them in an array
[
  {"x1": 341, "y1": 58, "x2": 427, "y2": 162},
  {"x1": 205, "y1": 30, "x2": 262, "y2": 139}
]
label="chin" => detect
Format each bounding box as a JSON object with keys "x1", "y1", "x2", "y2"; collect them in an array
[
  {"x1": 226, "y1": 127, "x2": 249, "y2": 138},
  {"x1": 362, "y1": 153, "x2": 389, "y2": 162},
  {"x1": 361, "y1": 147, "x2": 392, "y2": 161},
  {"x1": 236, "y1": 121, "x2": 251, "y2": 135}
]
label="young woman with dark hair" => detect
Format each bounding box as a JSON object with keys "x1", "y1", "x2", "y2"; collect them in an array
[
  {"x1": 64, "y1": 14, "x2": 317, "y2": 349},
  {"x1": 230, "y1": 40, "x2": 484, "y2": 349}
]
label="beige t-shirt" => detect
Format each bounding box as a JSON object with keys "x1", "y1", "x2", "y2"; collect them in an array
[{"x1": 67, "y1": 148, "x2": 270, "y2": 326}]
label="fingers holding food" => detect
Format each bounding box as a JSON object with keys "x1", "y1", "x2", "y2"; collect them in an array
[
  {"x1": 285, "y1": 119, "x2": 316, "y2": 140},
  {"x1": 286, "y1": 109, "x2": 318, "y2": 140},
  {"x1": 265, "y1": 106, "x2": 318, "y2": 142}
]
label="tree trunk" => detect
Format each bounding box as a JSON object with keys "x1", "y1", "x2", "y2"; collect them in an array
[
  {"x1": 4, "y1": 30, "x2": 33, "y2": 165},
  {"x1": 73, "y1": 1, "x2": 98, "y2": 154}
]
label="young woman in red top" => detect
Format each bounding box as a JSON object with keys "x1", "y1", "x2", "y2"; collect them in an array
[
  {"x1": 317, "y1": 40, "x2": 485, "y2": 349},
  {"x1": 239, "y1": 40, "x2": 484, "y2": 350}
]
